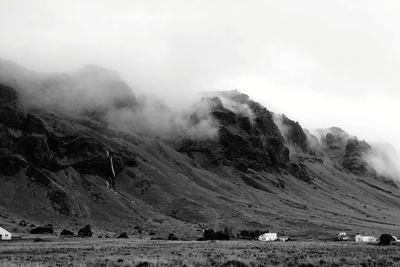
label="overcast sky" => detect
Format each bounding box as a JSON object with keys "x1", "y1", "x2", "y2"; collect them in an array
[{"x1": 1, "y1": 0, "x2": 400, "y2": 148}]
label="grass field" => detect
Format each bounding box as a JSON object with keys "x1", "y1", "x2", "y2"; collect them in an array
[{"x1": 1, "y1": 239, "x2": 400, "y2": 267}]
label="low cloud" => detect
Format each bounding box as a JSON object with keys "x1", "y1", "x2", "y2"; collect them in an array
[
  {"x1": 364, "y1": 143, "x2": 400, "y2": 180},
  {"x1": 0, "y1": 60, "x2": 219, "y2": 141},
  {"x1": 106, "y1": 95, "x2": 219, "y2": 140}
]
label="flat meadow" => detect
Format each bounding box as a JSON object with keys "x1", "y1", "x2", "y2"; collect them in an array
[{"x1": 1, "y1": 239, "x2": 400, "y2": 267}]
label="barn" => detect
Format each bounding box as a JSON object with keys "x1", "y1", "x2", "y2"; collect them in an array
[{"x1": 0, "y1": 227, "x2": 12, "y2": 240}]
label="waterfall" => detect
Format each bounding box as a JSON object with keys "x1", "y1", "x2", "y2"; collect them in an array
[{"x1": 105, "y1": 149, "x2": 116, "y2": 189}]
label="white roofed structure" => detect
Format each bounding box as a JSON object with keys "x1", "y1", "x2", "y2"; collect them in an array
[
  {"x1": 355, "y1": 234, "x2": 377, "y2": 243},
  {"x1": 0, "y1": 227, "x2": 11, "y2": 240},
  {"x1": 258, "y1": 233, "x2": 277, "y2": 242}
]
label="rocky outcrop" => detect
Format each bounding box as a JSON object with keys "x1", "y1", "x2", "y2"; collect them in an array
[
  {"x1": 180, "y1": 91, "x2": 290, "y2": 172},
  {"x1": 277, "y1": 114, "x2": 310, "y2": 153}
]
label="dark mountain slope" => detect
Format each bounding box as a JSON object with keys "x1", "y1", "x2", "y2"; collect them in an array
[
  {"x1": 179, "y1": 95, "x2": 289, "y2": 173},
  {"x1": 0, "y1": 62, "x2": 400, "y2": 239}
]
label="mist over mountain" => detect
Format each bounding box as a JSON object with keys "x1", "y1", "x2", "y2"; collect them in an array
[{"x1": 1, "y1": 59, "x2": 400, "y2": 238}]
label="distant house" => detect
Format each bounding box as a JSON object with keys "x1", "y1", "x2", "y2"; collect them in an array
[
  {"x1": 0, "y1": 227, "x2": 12, "y2": 240},
  {"x1": 355, "y1": 234, "x2": 377, "y2": 243},
  {"x1": 258, "y1": 233, "x2": 277, "y2": 242},
  {"x1": 337, "y1": 232, "x2": 350, "y2": 241}
]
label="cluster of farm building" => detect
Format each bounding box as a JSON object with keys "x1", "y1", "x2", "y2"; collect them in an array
[{"x1": 1, "y1": 225, "x2": 399, "y2": 246}]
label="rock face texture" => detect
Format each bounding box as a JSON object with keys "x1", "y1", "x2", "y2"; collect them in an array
[
  {"x1": 0, "y1": 81, "x2": 139, "y2": 221},
  {"x1": 342, "y1": 138, "x2": 372, "y2": 175},
  {"x1": 275, "y1": 114, "x2": 309, "y2": 153},
  {"x1": 1, "y1": 61, "x2": 400, "y2": 239},
  {"x1": 180, "y1": 93, "x2": 290, "y2": 173}
]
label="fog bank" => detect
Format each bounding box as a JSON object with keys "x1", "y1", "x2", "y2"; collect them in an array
[{"x1": 1, "y1": 0, "x2": 400, "y2": 164}]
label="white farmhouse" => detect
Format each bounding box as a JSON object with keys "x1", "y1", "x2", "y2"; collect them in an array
[
  {"x1": 355, "y1": 234, "x2": 377, "y2": 243},
  {"x1": 258, "y1": 233, "x2": 277, "y2": 242},
  {"x1": 0, "y1": 227, "x2": 11, "y2": 240}
]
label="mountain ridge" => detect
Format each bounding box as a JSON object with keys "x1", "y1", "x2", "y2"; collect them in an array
[{"x1": 1, "y1": 60, "x2": 400, "y2": 239}]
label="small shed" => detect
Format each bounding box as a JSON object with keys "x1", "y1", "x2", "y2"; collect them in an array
[
  {"x1": 258, "y1": 233, "x2": 277, "y2": 242},
  {"x1": 0, "y1": 227, "x2": 12, "y2": 240},
  {"x1": 278, "y1": 236, "x2": 289, "y2": 241}
]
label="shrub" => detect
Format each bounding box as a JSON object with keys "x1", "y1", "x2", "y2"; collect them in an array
[
  {"x1": 117, "y1": 232, "x2": 129, "y2": 239},
  {"x1": 60, "y1": 229, "x2": 74, "y2": 237},
  {"x1": 237, "y1": 229, "x2": 265, "y2": 240},
  {"x1": 136, "y1": 262, "x2": 150, "y2": 267},
  {"x1": 30, "y1": 225, "x2": 54, "y2": 235},
  {"x1": 203, "y1": 228, "x2": 230, "y2": 240},
  {"x1": 379, "y1": 233, "x2": 395, "y2": 246},
  {"x1": 204, "y1": 229, "x2": 215, "y2": 240}
]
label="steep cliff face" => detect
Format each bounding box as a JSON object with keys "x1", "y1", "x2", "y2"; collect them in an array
[
  {"x1": 179, "y1": 91, "x2": 290, "y2": 173},
  {"x1": 0, "y1": 82, "x2": 139, "y2": 217},
  {"x1": 1, "y1": 62, "x2": 400, "y2": 239}
]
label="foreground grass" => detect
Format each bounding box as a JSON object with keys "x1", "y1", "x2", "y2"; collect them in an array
[{"x1": 1, "y1": 239, "x2": 400, "y2": 267}]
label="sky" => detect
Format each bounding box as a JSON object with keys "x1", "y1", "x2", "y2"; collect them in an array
[{"x1": 1, "y1": 0, "x2": 400, "y2": 148}]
